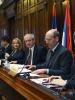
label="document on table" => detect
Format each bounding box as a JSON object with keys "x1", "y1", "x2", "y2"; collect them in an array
[
  {"x1": 31, "y1": 78, "x2": 48, "y2": 85},
  {"x1": 31, "y1": 78, "x2": 67, "y2": 88},
  {"x1": 50, "y1": 79, "x2": 67, "y2": 86},
  {"x1": 18, "y1": 68, "x2": 31, "y2": 73},
  {"x1": 9, "y1": 64, "x2": 40, "y2": 77},
  {"x1": 9, "y1": 64, "x2": 31, "y2": 76},
  {"x1": 31, "y1": 78, "x2": 53, "y2": 88}
]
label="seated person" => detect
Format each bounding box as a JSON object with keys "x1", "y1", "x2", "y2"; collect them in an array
[
  {"x1": 0, "y1": 44, "x2": 4, "y2": 59},
  {"x1": 28, "y1": 29, "x2": 73, "y2": 79},
  {"x1": 23, "y1": 33, "x2": 47, "y2": 65},
  {"x1": 5, "y1": 38, "x2": 25, "y2": 64},
  {"x1": 46, "y1": 32, "x2": 75, "y2": 89},
  {"x1": 0, "y1": 35, "x2": 12, "y2": 59},
  {"x1": 47, "y1": 65, "x2": 75, "y2": 89}
]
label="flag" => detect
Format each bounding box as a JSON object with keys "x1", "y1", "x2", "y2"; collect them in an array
[
  {"x1": 52, "y1": 2, "x2": 57, "y2": 29},
  {"x1": 62, "y1": 1, "x2": 72, "y2": 52}
]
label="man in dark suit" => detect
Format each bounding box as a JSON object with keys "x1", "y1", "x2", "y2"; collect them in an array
[
  {"x1": 30, "y1": 29, "x2": 73, "y2": 78},
  {"x1": 0, "y1": 44, "x2": 4, "y2": 59},
  {"x1": 42, "y1": 31, "x2": 75, "y2": 89},
  {"x1": 47, "y1": 62, "x2": 75, "y2": 89},
  {"x1": 24, "y1": 33, "x2": 47, "y2": 65},
  {"x1": 0, "y1": 35, "x2": 12, "y2": 59}
]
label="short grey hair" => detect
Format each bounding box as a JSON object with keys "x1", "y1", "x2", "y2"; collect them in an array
[
  {"x1": 24, "y1": 33, "x2": 35, "y2": 39},
  {"x1": 53, "y1": 30, "x2": 60, "y2": 38}
]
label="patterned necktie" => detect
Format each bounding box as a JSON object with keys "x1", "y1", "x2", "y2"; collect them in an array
[
  {"x1": 46, "y1": 49, "x2": 53, "y2": 67},
  {"x1": 26, "y1": 49, "x2": 32, "y2": 65}
]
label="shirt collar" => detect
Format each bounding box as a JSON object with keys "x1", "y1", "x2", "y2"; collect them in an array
[
  {"x1": 29, "y1": 45, "x2": 35, "y2": 51},
  {"x1": 5, "y1": 44, "x2": 9, "y2": 49},
  {"x1": 52, "y1": 43, "x2": 59, "y2": 52}
]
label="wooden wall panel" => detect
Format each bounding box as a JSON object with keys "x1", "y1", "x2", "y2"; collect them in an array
[
  {"x1": 16, "y1": 0, "x2": 48, "y2": 44},
  {"x1": 23, "y1": 0, "x2": 28, "y2": 11},
  {"x1": 8, "y1": 17, "x2": 16, "y2": 40},
  {"x1": 29, "y1": 13, "x2": 36, "y2": 33},
  {"x1": 29, "y1": 0, "x2": 35, "y2": 8},
  {"x1": 24, "y1": 15, "x2": 29, "y2": 34},
  {"x1": 0, "y1": 11, "x2": 8, "y2": 39},
  {"x1": 17, "y1": 0, "x2": 22, "y2": 15},
  {"x1": 17, "y1": 18, "x2": 23, "y2": 40},
  {"x1": 37, "y1": 9, "x2": 46, "y2": 43}
]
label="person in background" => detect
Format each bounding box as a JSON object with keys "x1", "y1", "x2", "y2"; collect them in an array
[
  {"x1": 29, "y1": 29, "x2": 73, "y2": 79},
  {"x1": 0, "y1": 43, "x2": 5, "y2": 59},
  {"x1": 5, "y1": 38, "x2": 25, "y2": 64},
  {"x1": 0, "y1": 35, "x2": 12, "y2": 59},
  {"x1": 23, "y1": 33, "x2": 47, "y2": 66}
]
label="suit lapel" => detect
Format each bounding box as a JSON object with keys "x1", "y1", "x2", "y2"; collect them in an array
[
  {"x1": 33, "y1": 45, "x2": 37, "y2": 64},
  {"x1": 46, "y1": 44, "x2": 61, "y2": 68}
]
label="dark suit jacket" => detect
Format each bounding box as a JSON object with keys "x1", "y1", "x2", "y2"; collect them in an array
[
  {"x1": 37, "y1": 44, "x2": 73, "y2": 78},
  {"x1": 23, "y1": 44, "x2": 47, "y2": 65},
  {"x1": 65, "y1": 61, "x2": 75, "y2": 89},
  {"x1": 0, "y1": 45, "x2": 5, "y2": 59},
  {"x1": 8, "y1": 49, "x2": 25, "y2": 64},
  {"x1": 0, "y1": 44, "x2": 12, "y2": 59},
  {"x1": 4, "y1": 44, "x2": 12, "y2": 54},
  {"x1": 2, "y1": 44, "x2": 12, "y2": 59}
]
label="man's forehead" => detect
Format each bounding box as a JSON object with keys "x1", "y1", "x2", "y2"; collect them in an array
[{"x1": 24, "y1": 35, "x2": 32, "y2": 39}]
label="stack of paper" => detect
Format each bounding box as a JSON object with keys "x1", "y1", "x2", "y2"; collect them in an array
[
  {"x1": 31, "y1": 78, "x2": 48, "y2": 85},
  {"x1": 9, "y1": 64, "x2": 31, "y2": 76}
]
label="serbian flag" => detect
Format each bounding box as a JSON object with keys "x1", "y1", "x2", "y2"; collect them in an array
[
  {"x1": 62, "y1": 1, "x2": 72, "y2": 52},
  {"x1": 52, "y1": 2, "x2": 57, "y2": 29}
]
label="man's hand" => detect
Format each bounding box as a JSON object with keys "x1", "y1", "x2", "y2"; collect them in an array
[
  {"x1": 48, "y1": 76, "x2": 67, "y2": 86},
  {"x1": 25, "y1": 65, "x2": 36, "y2": 70},
  {"x1": 42, "y1": 76, "x2": 62, "y2": 84},
  {"x1": 10, "y1": 61, "x2": 17, "y2": 64},
  {"x1": 5, "y1": 53, "x2": 10, "y2": 59},
  {"x1": 48, "y1": 75, "x2": 62, "y2": 82},
  {"x1": 32, "y1": 69, "x2": 47, "y2": 74}
]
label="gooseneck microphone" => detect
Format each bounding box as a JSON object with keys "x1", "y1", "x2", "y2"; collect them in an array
[{"x1": 15, "y1": 52, "x2": 31, "y2": 79}]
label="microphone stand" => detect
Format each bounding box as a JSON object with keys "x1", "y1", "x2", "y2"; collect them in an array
[{"x1": 15, "y1": 54, "x2": 31, "y2": 79}]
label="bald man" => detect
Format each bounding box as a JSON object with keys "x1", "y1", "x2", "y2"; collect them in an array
[
  {"x1": 31, "y1": 29, "x2": 73, "y2": 79},
  {"x1": 23, "y1": 33, "x2": 47, "y2": 66}
]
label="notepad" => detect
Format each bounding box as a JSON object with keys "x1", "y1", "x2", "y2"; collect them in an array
[
  {"x1": 18, "y1": 68, "x2": 31, "y2": 73},
  {"x1": 50, "y1": 79, "x2": 67, "y2": 86},
  {"x1": 9, "y1": 64, "x2": 31, "y2": 76}
]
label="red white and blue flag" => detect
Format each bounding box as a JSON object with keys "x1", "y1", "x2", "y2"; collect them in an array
[
  {"x1": 52, "y1": 2, "x2": 57, "y2": 29},
  {"x1": 62, "y1": 1, "x2": 72, "y2": 52}
]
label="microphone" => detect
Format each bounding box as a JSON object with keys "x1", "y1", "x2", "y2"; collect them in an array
[{"x1": 15, "y1": 54, "x2": 31, "y2": 79}]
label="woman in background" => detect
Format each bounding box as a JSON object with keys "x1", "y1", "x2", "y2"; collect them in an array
[{"x1": 5, "y1": 38, "x2": 25, "y2": 64}]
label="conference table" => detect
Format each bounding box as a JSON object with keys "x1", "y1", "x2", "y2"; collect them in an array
[{"x1": 0, "y1": 67, "x2": 61, "y2": 100}]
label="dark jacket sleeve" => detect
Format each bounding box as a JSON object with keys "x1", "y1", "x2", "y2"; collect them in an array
[
  {"x1": 5, "y1": 45, "x2": 12, "y2": 54},
  {"x1": 65, "y1": 74, "x2": 75, "y2": 89},
  {"x1": 48, "y1": 51, "x2": 73, "y2": 78},
  {"x1": 17, "y1": 50, "x2": 26, "y2": 64},
  {"x1": 8, "y1": 49, "x2": 26, "y2": 64},
  {"x1": 64, "y1": 62, "x2": 75, "y2": 89}
]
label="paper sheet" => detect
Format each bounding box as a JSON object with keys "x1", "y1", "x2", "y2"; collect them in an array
[
  {"x1": 50, "y1": 79, "x2": 67, "y2": 86},
  {"x1": 31, "y1": 78, "x2": 48, "y2": 85},
  {"x1": 9, "y1": 64, "x2": 31, "y2": 75},
  {"x1": 18, "y1": 68, "x2": 31, "y2": 73}
]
